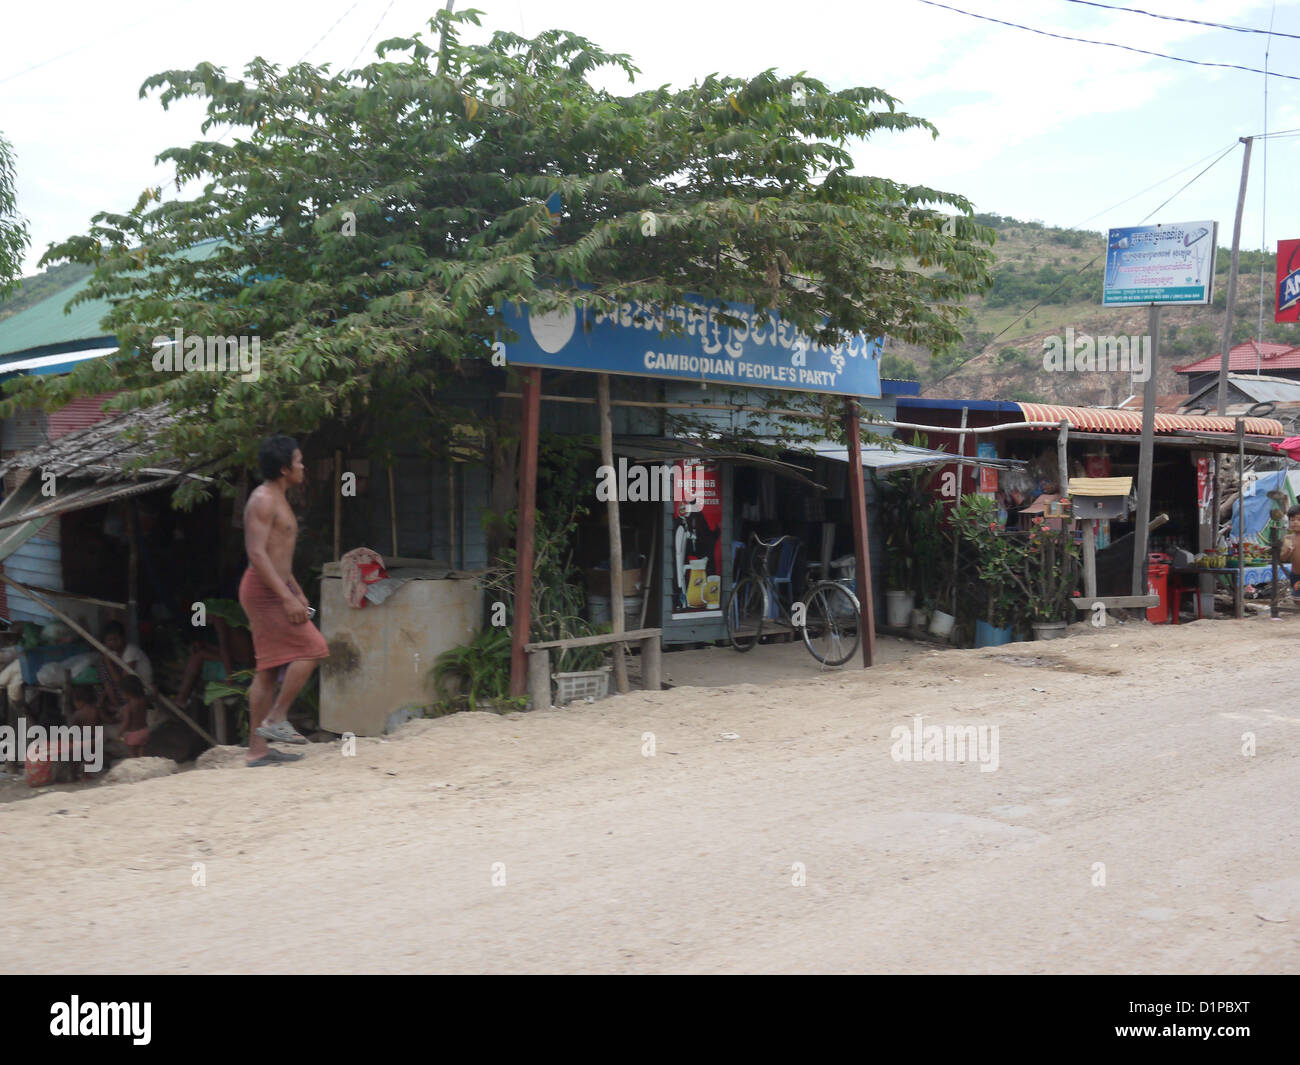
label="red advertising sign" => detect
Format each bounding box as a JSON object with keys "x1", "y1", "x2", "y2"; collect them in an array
[
  {"x1": 1277, "y1": 238, "x2": 1300, "y2": 322},
  {"x1": 671, "y1": 461, "x2": 723, "y2": 620}
]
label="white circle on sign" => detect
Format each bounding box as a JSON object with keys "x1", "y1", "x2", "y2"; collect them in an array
[{"x1": 529, "y1": 306, "x2": 576, "y2": 353}]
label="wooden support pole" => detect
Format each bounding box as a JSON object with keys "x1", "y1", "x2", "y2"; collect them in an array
[
  {"x1": 332, "y1": 449, "x2": 342, "y2": 562},
  {"x1": 1236, "y1": 419, "x2": 1246, "y2": 619},
  {"x1": 844, "y1": 398, "x2": 875, "y2": 667},
  {"x1": 1132, "y1": 305, "x2": 1159, "y2": 597},
  {"x1": 0, "y1": 571, "x2": 216, "y2": 746},
  {"x1": 127, "y1": 500, "x2": 140, "y2": 647},
  {"x1": 509, "y1": 368, "x2": 542, "y2": 699},
  {"x1": 1057, "y1": 420, "x2": 1070, "y2": 496},
  {"x1": 388, "y1": 464, "x2": 398, "y2": 558},
  {"x1": 952, "y1": 406, "x2": 968, "y2": 616},
  {"x1": 640, "y1": 634, "x2": 661, "y2": 692},
  {"x1": 597, "y1": 375, "x2": 629, "y2": 693},
  {"x1": 1083, "y1": 520, "x2": 1097, "y2": 599}
]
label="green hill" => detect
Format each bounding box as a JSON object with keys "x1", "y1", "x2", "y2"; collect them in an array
[{"x1": 885, "y1": 214, "x2": 1300, "y2": 404}]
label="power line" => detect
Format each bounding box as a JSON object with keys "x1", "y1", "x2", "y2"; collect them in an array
[
  {"x1": 914, "y1": 0, "x2": 1300, "y2": 82},
  {"x1": 350, "y1": 0, "x2": 398, "y2": 69},
  {"x1": 298, "y1": 0, "x2": 366, "y2": 64},
  {"x1": 1061, "y1": 0, "x2": 1300, "y2": 42}
]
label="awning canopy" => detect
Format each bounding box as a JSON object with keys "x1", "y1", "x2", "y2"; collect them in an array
[
  {"x1": 607, "y1": 437, "x2": 824, "y2": 487},
  {"x1": 1016, "y1": 402, "x2": 1284, "y2": 437},
  {"x1": 809, "y1": 440, "x2": 1026, "y2": 473}
]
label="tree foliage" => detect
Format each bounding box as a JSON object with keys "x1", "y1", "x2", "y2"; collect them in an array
[
  {"x1": 1, "y1": 9, "x2": 994, "y2": 502},
  {"x1": 0, "y1": 132, "x2": 29, "y2": 299}
]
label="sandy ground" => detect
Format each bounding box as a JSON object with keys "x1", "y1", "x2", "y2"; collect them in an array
[{"x1": 1, "y1": 611, "x2": 1298, "y2": 974}]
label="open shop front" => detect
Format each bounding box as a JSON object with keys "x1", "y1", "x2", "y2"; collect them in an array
[
  {"x1": 497, "y1": 295, "x2": 885, "y2": 703},
  {"x1": 988, "y1": 403, "x2": 1286, "y2": 623}
]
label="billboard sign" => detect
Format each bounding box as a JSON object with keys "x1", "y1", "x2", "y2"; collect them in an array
[
  {"x1": 499, "y1": 296, "x2": 882, "y2": 398},
  {"x1": 1103, "y1": 221, "x2": 1218, "y2": 306},
  {"x1": 1277, "y1": 238, "x2": 1300, "y2": 322}
]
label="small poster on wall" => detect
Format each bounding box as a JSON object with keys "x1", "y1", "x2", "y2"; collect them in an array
[{"x1": 671, "y1": 461, "x2": 723, "y2": 620}]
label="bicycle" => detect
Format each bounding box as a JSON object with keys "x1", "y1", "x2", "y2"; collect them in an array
[{"x1": 725, "y1": 533, "x2": 862, "y2": 666}]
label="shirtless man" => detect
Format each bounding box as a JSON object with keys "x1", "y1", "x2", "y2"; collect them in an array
[{"x1": 239, "y1": 435, "x2": 328, "y2": 766}]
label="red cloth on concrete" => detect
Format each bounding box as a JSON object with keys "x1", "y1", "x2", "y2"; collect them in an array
[{"x1": 238, "y1": 567, "x2": 329, "y2": 672}]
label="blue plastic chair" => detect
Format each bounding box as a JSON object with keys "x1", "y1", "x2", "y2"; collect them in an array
[{"x1": 768, "y1": 538, "x2": 802, "y2": 616}]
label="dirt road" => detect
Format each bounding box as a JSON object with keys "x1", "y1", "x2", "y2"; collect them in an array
[{"x1": 2, "y1": 615, "x2": 1297, "y2": 974}]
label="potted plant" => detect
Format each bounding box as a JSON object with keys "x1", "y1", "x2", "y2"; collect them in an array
[
  {"x1": 928, "y1": 503, "x2": 959, "y2": 640},
  {"x1": 1022, "y1": 517, "x2": 1080, "y2": 639},
  {"x1": 878, "y1": 460, "x2": 940, "y2": 629},
  {"x1": 953, "y1": 494, "x2": 1029, "y2": 647}
]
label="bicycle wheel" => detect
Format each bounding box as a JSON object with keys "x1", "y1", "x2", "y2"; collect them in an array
[
  {"x1": 800, "y1": 582, "x2": 861, "y2": 666},
  {"x1": 726, "y1": 576, "x2": 768, "y2": 652}
]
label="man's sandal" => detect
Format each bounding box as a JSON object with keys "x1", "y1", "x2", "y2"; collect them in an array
[{"x1": 254, "y1": 720, "x2": 309, "y2": 745}]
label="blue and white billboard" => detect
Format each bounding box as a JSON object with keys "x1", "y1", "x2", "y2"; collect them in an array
[
  {"x1": 498, "y1": 296, "x2": 882, "y2": 398},
  {"x1": 1103, "y1": 221, "x2": 1218, "y2": 307}
]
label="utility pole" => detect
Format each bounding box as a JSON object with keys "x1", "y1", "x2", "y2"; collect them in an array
[{"x1": 1216, "y1": 137, "x2": 1254, "y2": 415}]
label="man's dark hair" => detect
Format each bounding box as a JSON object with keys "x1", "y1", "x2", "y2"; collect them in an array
[
  {"x1": 102, "y1": 620, "x2": 125, "y2": 640},
  {"x1": 1288, "y1": 504, "x2": 1300, "y2": 519},
  {"x1": 258, "y1": 435, "x2": 300, "y2": 482}
]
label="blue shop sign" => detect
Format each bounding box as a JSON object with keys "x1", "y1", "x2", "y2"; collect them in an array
[{"x1": 498, "y1": 296, "x2": 882, "y2": 398}]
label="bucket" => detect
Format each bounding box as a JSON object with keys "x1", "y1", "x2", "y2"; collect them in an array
[
  {"x1": 885, "y1": 590, "x2": 914, "y2": 628},
  {"x1": 974, "y1": 620, "x2": 1013, "y2": 647},
  {"x1": 928, "y1": 609, "x2": 957, "y2": 639},
  {"x1": 589, "y1": 594, "x2": 643, "y2": 629},
  {"x1": 1032, "y1": 621, "x2": 1068, "y2": 641}
]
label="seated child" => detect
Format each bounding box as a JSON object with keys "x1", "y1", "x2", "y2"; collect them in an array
[{"x1": 118, "y1": 675, "x2": 150, "y2": 757}]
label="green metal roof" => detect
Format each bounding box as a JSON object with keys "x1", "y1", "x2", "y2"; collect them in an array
[
  {"x1": 0, "y1": 271, "x2": 112, "y2": 358},
  {"x1": 0, "y1": 239, "x2": 226, "y2": 360}
]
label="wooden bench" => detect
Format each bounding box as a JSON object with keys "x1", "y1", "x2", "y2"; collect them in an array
[{"x1": 524, "y1": 628, "x2": 662, "y2": 710}]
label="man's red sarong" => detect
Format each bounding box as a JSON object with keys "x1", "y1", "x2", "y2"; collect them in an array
[{"x1": 238, "y1": 567, "x2": 330, "y2": 671}]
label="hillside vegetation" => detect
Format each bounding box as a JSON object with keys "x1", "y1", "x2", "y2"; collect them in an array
[{"x1": 885, "y1": 214, "x2": 1300, "y2": 405}]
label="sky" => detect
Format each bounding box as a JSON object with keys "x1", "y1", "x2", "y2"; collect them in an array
[{"x1": 3, "y1": 0, "x2": 1299, "y2": 277}]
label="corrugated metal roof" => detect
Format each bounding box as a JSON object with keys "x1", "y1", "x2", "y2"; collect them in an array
[
  {"x1": 0, "y1": 239, "x2": 225, "y2": 361},
  {"x1": 1174, "y1": 340, "x2": 1300, "y2": 374},
  {"x1": 810, "y1": 441, "x2": 1025, "y2": 472},
  {"x1": 1016, "y1": 402, "x2": 1284, "y2": 437},
  {"x1": 1184, "y1": 374, "x2": 1300, "y2": 406}
]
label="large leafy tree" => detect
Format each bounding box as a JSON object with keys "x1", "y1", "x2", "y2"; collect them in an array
[
  {"x1": 1, "y1": 8, "x2": 994, "y2": 503},
  {"x1": 0, "y1": 132, "x2": 29, "y2": 298}
]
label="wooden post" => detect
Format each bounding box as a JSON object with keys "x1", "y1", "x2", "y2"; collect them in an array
[
  {"x1": 844, "y1": 399, "x2": 875, "y2": 667},
  {"x1": 640, "y1": 633, "x2": 661, "y2": 692},
  {"x1": 1236, "y1": 419, "x2": 1245, "y2": 619},
  {"x1": 448, "y1": 462, "x2": 457, "y2": 568},
  {"x1": 509, "y1": 368, "x2": 542, "y2": 699},
  {"x1": 0, "y1": 572, "x2": 216, "y2": 746},
  {"x1": 951, "y1": 406, "x2": 968, "y2": 617},
  {"x1": 597, "y1": 375, "x2": 629, "y2": 693},
  {"x1": 1216, "y1": 137, "x2": 1253, "y2": 416},
  {"x1": 332, "y1": 449, "x2": 342, "y2": 562},
  {"x1": 127, "y1": 500, "x2": 140, "y2": 647},
  {"x1": 1057, "y1": 420, "x2": 1070, "y2": 496},
  {"x1": 1132, "y1": 305, "x2": 1159, "y2": 597},
  {"x1": 1083, "y1": 520, "x2": 1097, "y2": 599},
  {"x1": 527, "y1": 648, "x2": 550, "y2": 711},
  {"x1": 388, "y1": 464, "x2": 398, "y2": 557}
]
